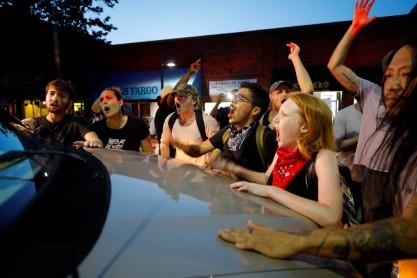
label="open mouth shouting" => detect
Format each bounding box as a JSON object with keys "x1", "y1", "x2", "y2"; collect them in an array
[
  {"x1": 175, "y1": 102, "x2": 182, "y2": 113},
  {"x1": 103, "y1": 106, "x2": 110, "y2": 113},
  {"x1": 275, "y1": 128, "x2": 280, "y2": 143},
  {"x1": 47, "y1": 101, "x2": 61, "y2": 112},
  {"x1": 228, "y1": 105, "x2": 236, "y2": 119}
]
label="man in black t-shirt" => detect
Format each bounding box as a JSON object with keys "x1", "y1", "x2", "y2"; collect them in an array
[
  {"x1": 22, "y1": 79, "x2": 102, "y2": 147},
  {"x1": 174, "y1": 82, "x2": 277, "y2": 173}
]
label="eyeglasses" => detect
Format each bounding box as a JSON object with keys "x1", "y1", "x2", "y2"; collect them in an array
[{"x1": 232, "y1": 94, "x2": 256, "y2": 105}]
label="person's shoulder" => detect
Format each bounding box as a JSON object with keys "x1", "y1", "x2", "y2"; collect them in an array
[
  {"x1": 218, "y1": 106, "x2": 229, "y2": 112},
  {"x1": 315, "y1": 149, "x2": 337, "y2": 163},
  {"x1": 128, "y1": 116, "x2": 147, "y2": 126},
  {"x1": 201, "y1": 111, "x2": 220, "y2": 131},
  {"x1": 92, "y1": 118, "x2": 105, "y2": 127},
  {"x1": 69, "y1": 114, "x2": 88, "y2": 122},
  {"x1": 334, "y1": 105, "x2": 352, "y2": 117},
  {"x1": 202, "y1": 110, "x2": 217, "y2": 122},
  {"x1": 35, "y1": 115, "x2": 47, "y2": 123},
  {"x1": 261, "y1": 124, "x2": 276, "y2": 135},
  {"x1": 163, "y1": 111, "x2": 177, "y2": 127},
  {"x1": 128, "y1": 115, "x2": 142, "y2": 121},
  {"x1": 166, "y1": 111, "x2": 176, "y2": 120},
  {"x1": 358, "y1": 77, "x2": 381, "y2": 92},
  {"x1": 210, "y1": 125, "x2": 228, "y2": 142}
]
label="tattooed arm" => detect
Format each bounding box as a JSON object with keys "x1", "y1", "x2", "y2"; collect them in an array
[
  {"x1": 327, "y1": 0, "x2": 378, "y2": 95},
  {"x1": 218, "y1": 192, "x2": 417, "y2": 262}
]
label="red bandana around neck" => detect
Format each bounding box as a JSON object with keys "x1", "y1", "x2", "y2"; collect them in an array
[{"x1": 272, "y1": 148, "x2": 308, "y2": 190}]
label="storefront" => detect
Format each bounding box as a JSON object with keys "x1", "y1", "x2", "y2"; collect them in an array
[{"x1": 85, "y1": 68, "x2": 203, "y2": 125}]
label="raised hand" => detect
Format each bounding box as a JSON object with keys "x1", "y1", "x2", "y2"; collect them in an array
[
  {"x1": 217, "y1": 93, "x2": 228, "y2": 103},
  {"x1": 352, "y1": 0, "x2": 378, "y2": 35},
  {"x1": 286, "y1": 42, "x2": 300, "y2": 61},
  {"x1": 190, "y1": 58, "x2": 201, "y2": 73}
]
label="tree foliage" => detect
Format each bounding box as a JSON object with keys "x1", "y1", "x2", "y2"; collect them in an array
[{"x1": 0, "y1": 0, "x2": 118, "y2": 43}]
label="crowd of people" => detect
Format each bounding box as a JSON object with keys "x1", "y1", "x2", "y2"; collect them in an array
[
  {"x1": 218, "y1": 1, "x2": 417, "y2": 277},
  {"x1": 13, "y1": 0, "x2": 417, "y2": 276}
]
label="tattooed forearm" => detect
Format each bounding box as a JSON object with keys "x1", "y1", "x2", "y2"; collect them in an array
[
  {"x1": 313, "y1": 231, "x2": 352, "y2": 260},
  {"x1": 341, "y1": 71, "x2": 359, "y2": 89},
  {"x1": 305, "y1": 194, "x2": 417, "y2": 262},
  {"x1": 352, "y1": 221, "x2": 399, "y2": 262},
  {"x1": 331, "y1": 235, "x2": 351, "y2": 260},
  {"x1": 310, "y1": 216, "x2": 416, "y2": 262}
]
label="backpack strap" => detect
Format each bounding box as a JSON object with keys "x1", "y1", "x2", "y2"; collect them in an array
[
  {"x1": 195, "y1": 109, "x2": 208, "y2": 141},
  {"x1": 167, "y1": 112, "x2": 179, "y2": 157},
  {"x1": 255, "y1": 124, "x2": 266, "y2": 169},
  {"x1": 168, "y1": 112, "x2": 178, "y2": 132},
  {"x1": 222, "y1": 128, "x2": 231, "y2": 143},
  {"x1": 169, "y1": 110, "x2": 207, "y2": 141}
]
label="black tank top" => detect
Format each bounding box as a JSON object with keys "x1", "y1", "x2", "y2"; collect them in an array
[{"x1": 267, "y1": 157, "x2": 318, "y2": 201}]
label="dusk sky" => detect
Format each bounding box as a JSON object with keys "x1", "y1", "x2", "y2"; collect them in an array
[{"x1": 98, "y1": 0, "x2": 416, "y2": 45}]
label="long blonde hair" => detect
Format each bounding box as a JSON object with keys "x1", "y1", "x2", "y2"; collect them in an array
[{"x1": 289, "y1": 93, "x2": 336, "y2": 160}]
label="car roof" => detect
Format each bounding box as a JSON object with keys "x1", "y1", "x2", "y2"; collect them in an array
[{"x1": 78, "y1": 148, "x2": 357, "y2": 277}]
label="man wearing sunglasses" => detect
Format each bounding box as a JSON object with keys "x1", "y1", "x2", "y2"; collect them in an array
[{"x1": 174, "y1": 82, "x2": 277, "y2": 173}]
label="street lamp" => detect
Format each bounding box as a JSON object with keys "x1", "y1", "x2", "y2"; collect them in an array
[{"x1": 160, "y1": 52, "x2": 176, "y2": 89}]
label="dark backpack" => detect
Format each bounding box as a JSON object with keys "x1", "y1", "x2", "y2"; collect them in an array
[
  {"x1": 305, "y1": 156, "x2": 358, "y2": 229},
  {"x1": 167, "y1": 109, "x2": 207, "y2": 158}
]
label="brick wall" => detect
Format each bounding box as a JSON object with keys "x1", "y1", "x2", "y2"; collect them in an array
[{"x1": 101, "y1": 13, "x2": 417, "y2": 109}]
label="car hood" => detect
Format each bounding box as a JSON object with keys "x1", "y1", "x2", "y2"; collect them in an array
[{"x1": 78, "y1": 148, "x2": 356, "y2": 277}]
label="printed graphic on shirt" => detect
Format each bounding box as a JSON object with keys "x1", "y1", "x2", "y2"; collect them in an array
[{"x1": 105, "y1": 138, "x2": 126, "y2": 150}]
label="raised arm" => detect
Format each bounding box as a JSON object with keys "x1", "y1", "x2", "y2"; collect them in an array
[
  {"x1": 163, "y1": 58, "x2": 202, "y2": 108},
  {"x1": 327, "y1": 0, "x2": 378, "y2": 94},
  {"x1": 210, "y1": 93, "x2": 227, "y2": 119},
  {"x1": 174, "y1": 58, "x2": 201, "y2": 90},
  {"x1": 287, "y1": 42, "x2": 313, "y2": 94},
  {"x1": 91, "y1": 97, "x2": 101, "y2": 114}
]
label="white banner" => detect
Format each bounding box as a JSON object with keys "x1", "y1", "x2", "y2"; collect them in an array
[{"x1": 209, "y1": 79, "x2": 257, "y2": 95}]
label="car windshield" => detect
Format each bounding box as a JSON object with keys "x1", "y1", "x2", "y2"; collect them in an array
[
  {"x1": 0, "y1": 118, "x2": 59, "y2": 230},
  {"x1": 0, "y1": 152, "x2": 49, "y2": 228}
]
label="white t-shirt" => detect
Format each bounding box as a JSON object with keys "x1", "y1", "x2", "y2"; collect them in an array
[
  {"x1": 333, "y1": 104, "x2": 364, "y2": 182},
  {"x1": 160, "y1": 111, "x2": 219, "y2": 167}
]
